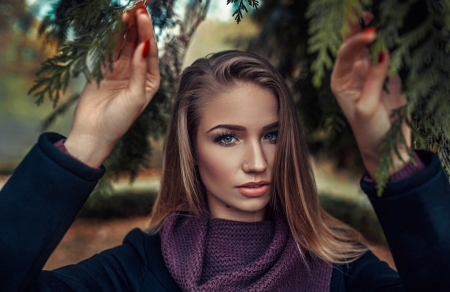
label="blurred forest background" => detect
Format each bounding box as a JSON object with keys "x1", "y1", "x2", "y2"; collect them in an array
[
  {"x1": 0, "y1": 0, "x2": 397, "y2": 269},
  {"x1": 0, "y1": 0, "x2": 369, "y2": 202}
]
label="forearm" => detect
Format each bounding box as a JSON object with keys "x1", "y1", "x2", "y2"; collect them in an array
[
  {"x1": 0, "y1": 133, "x2": 104, "y2": 291},
  {"x1": 361, "y1": 150, "x2": 450, "y2": 291}
]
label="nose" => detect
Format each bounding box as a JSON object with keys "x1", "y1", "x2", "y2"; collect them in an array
[{"x1": 243, "y1": 140, "x2": 268, "y2": 173}]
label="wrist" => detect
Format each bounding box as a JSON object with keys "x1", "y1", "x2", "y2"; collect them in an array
[
  {"x1": 362, "y1": 150, "x2": 411, "y2": 178},
  {"x1": 65, "y1": 133, "x2": 116, "y2": 168}
]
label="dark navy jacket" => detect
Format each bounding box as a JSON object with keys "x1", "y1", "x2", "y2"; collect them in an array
[{"x1": 1, "y1": 133, "x2": 449, "y2": 291}]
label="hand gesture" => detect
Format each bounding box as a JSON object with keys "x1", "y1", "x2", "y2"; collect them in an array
[
  {"x1": 331, "y1": 12, "x2": 411, "y2": 178},
  {"x1": 65, "y1": 4, "x2": 160, "y2": 168}
]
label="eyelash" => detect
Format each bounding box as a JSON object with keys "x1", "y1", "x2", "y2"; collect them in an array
[
  {"x1": 265, "y1": 131, "x2": 278, "y2": 143},
  {"x1": 213, "y1": 131, "x2": 238, "y2": 147},
  {"x1": 213, "y1": 131, "x2": 278, "y2": 146}
]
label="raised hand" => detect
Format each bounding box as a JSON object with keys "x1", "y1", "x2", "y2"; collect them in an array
[
  {"x1": 65, "y1": 4, "x2": 160, "y2": 168},
  {"x1": 331, "y1": 12, "x2": 411, "y2": 178}
]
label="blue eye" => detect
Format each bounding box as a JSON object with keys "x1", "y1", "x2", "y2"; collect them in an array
[
  {"x1": 264, "y1": 131, "x2": 278, "y2": 143},
  {"x1": 221, "y1": 135, "x2": 236, "y2": 144},
  {"x1": 213, "y1": 132, "x2": 238, "y2": 146}
]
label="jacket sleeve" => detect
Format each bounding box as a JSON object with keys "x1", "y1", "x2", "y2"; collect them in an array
[
  {"x1": 360, "y1": 150, "x2": 450, "y2": 292},
  {"x1": 32, "y1": 229, "x2": 155, "y2": 292},
  {"x1": 0, "y1": 132, "x2": 104, "y2": 291}
]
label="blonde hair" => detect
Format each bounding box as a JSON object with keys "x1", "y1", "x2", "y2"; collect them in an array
[{"x1": 148, "y1": 50, "x2": 367, "y2": 264}]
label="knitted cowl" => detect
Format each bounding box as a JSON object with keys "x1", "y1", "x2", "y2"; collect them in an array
[{"x1": 160, "y1": 211, "x2": 332, "y2": 291}]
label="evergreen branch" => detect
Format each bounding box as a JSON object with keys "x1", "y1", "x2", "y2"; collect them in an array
[
  {"x1": 227, "y1": 0, "x2": 259, "y2": 23},
  {"x1": 28, "y1": 53, "x2": 74, "y2": 107},
  {"x1": 41, "y1": 93, "x2": 80, "y2": 131},
  {"x1": 30, "y1": 0, "x2": 124, "y2": 107},
  {"x1": 375, "y1": 106, "x2": 414, "y2": 197},
  {"x1": 341, "y1": 0, "x2": 365, "y2": 36},
  {"x1": 438, "y1": 137, "x2": 450, "y2": 178},
  {"x1": 307, "y1": 0, "x2": 371, "y2": 87},
  {"x1": 369, "y1": 0, "x2": 417, "y2": 70},
  {"x1": 247, "y1": 0, "x2": 259, "y2": 10}
]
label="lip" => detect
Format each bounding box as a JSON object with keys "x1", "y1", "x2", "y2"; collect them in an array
[{"x1": 236, "y1": 181, "x2": 270, "y2": 197}]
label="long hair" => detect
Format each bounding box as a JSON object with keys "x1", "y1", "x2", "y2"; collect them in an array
[{"x1": 148, "y1": 50, "x2": 367, "y2": 264}]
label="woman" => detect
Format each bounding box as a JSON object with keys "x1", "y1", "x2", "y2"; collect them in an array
[{"x1": 1, "y1": 6, "x2": 449, "y2": 292}]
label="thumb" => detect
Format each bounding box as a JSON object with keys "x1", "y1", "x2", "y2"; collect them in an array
[
  {"x1": 128, "y1": 39, "x2": 150, "y2": 96},
  {"x1": 359, "y1": 51, "x2": 390, "y2": 111}
]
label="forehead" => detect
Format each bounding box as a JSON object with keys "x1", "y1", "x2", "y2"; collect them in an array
[{"x1": 198, "y1": 82, "x2": 278, "y2": 131}]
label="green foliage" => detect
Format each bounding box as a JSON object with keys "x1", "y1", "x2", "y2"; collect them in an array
[
  {"x1": 308, "y1": 0, "x2": 450, "y2": 195},
  {"x1": 305, "y1": 0, "x2": 343, "y2": 88},
  {"x1": 246, "y1": 0, "x2": 366, "y2": 175},
  {"x1": 375, "y1": 106, "x2": 415, "y2": 196},
  {"x1": 29, "y1": 0, "x2": 123, "y2": 107},
  {"x1": 306, "y1": 0, "x2": 370, "y2": 87},
  {"x1": 227, "y1": 0, "x2": 260, "y2": 23},
  {"x1": 32, "y1": 0, "x2": 210, "y2": 197},
  {"x1": 246, "y1": 0, "x2": 450, "y2": 195},
  {"x1": 29, "y1": 0, "x2": 450, "y2": 198}
]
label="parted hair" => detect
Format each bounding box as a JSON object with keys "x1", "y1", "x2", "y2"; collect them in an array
[{"x1": 148, "y1": 50, "x2": 367, "y2": 264}]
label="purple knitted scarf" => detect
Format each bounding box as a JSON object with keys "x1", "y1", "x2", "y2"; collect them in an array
[{"x1": 160, "y1": 212, "x2": 332, "y2": 291}]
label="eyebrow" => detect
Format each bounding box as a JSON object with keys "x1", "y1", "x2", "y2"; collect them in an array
[{"x1": 206, "y1": 121, "x2": 279, "y2": 134}]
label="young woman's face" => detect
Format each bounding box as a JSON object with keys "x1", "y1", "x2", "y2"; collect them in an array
[{"x1": 196, "y1": 82, "x2": 278, "y2": 222}]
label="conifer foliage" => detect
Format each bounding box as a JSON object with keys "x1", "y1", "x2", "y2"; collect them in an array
[
  {"x1": 246, "y1": 0, "x2": 450, "y2": 196},
  {"x1": 31, "y1": 0, "x2": 211, "y2": 196},
  {"x1": 310, "y1": 0, "x2": 450, "y2": 195},
  {"x1": 31, "y1": 0, "x2": 450, "y2": 196}
]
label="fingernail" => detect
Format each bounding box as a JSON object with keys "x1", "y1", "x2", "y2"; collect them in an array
[
  {"x1": 378, "y1": 52, "x2": 385, "y2": 63},
  {"x1": 362, "y1": 27, "x2": 376, "y2": 35},
  {"x1": 139, "y1": 7, "x2": 147, "y2": 14},
  {"x1": 142, "y1": 39, "x2": 150, "y2": 58}
]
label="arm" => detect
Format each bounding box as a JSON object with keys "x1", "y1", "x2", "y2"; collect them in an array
[
  {"x1": 0, "y1": 133, "x2": 104, "y2": 291},
  {"x1": 361, "y1": 150, "x2": 450, "y2": 291},
  {"x1": 331, "y1": 12, "x2": 450, "y2": 292},
  {"x1": 0, "y1": 3, "x2": 160, "y2": 290}
]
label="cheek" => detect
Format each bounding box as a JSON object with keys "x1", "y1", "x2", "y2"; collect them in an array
[
  {"x1": 264, "y1": 144, "x2": 276, "y2": 166},
  {"x1": 196, "y1": 145, "x2": 239, "y2": 189}
]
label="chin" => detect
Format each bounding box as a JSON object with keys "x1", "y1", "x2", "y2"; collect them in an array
[{"x1": 230, "y1": 199, "x2": 270, "y2": 221}]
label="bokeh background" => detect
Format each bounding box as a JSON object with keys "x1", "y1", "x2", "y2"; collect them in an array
[{"x1": 0, "y1": 0, "x2": 393, "y2": 270}]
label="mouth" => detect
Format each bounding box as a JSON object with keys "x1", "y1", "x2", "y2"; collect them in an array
[{"x1": 237, "y1": 181, "x2": 270, "y2": 197}]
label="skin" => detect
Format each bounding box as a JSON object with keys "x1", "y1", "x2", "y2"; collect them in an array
[
  {"x1": 65, "y1": 7, "x2": 160, "y2": 168},
  {"x1": 331, "y1": 12, "x2": 411, "y2": 177},
  {"x1": 195, "y1": 83, "x2": 278, "y2": 222},
  {"x1": 65, "y1": 10, "x2": 410, "y2": 203}
]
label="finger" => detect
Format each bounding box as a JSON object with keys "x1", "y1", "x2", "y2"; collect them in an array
[
  {"x1": 122, "y1": 10, "x2": 132, "y2": 25},
  {"x1": 100, "y1": 11, "x2": 130, "y2": 67},
  {"x1": 128, "y1": 40, "x2": 149, "y2": 99},
  {"x1": 343, "y1": 10, "x2": 361, "y2": 41},
  {"x1": 120, "y1": 24, "x2": 139, "y2": 60},
  {"x1": 333, "y1": 29, "x2": 376, "y2": 78},
  {"x1": 110, "y1": 11, "x2": 135, "y2": 60},
  {"x1": 343, "y1": 10, "x2": 375, "y2": 41},
  {"x1": 147, "y1": 19, "x2": 160, "y2": 78},
  {"x1": 112, "y1": 27, "x2": 127, "y2": 60},
  {"x1": 129, "y1": 40, "x2": 159, "y2": 111},
  {"x1": 359, "y1": 51, "x2": 390, "y2": 111},
  {"x1": 136, "y1": 6, "x2": 151, "y2": 43},
  {"x1": 136, "y1": 9, "x2": 160, "y2": 84},
  {"x1": 362, "y1": 11, "x2": 374, "y2": 26}
]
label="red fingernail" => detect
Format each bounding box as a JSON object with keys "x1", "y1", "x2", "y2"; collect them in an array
[
  {"x1": 378, "y1": 52, "x2": 385, "y2": 63},
  {"x1": 362, "y1": 27, "x2": 376, "y2": 35},
  {"x1": 139, "y1": 7, "x2": 147, "y2": 14},
  {"x1": 142, "y1": 39, "x2": 150, "y2": 58}
]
